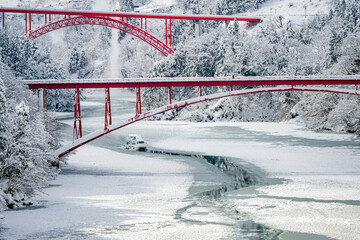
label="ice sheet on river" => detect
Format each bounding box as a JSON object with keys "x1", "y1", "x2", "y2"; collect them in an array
[
  {"x1": 146, "y1": 121, "x2": 360, "y2": 240},
  {"x1": 1, "y1": 146, "x2": 234, "y2": 239}
]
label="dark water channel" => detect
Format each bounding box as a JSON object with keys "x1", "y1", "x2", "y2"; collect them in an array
[{"x1": 147, "y1": 148, "x2": 334, "y2": 240}]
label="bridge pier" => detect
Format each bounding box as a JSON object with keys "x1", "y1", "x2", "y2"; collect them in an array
[
  {"x1": 104, "y1": 88, "x2": 112, "y2": 130},
  {"x1": 194, "y1": 20, "x2": 202, "y2": 38},
  {"x1": 136, "y1": 87, "x2": 142, "y2": 115},
  {"x1": 38, "y1": 89, "x2": 47, "y2": 111},
  {"x1": 73, "y1": 87, "x2": 82, "y2": 141},
  {"x1": 168, "y1": 87, "x2": 172, "y2": 104}
]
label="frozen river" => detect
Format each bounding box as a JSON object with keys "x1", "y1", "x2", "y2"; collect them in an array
[{"x1": 1, "y1": 89, "x2": 360, "y2": 240}]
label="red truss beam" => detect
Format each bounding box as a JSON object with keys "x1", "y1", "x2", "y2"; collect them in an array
[
  {"x1": 27, "y1": 16, "x2": 174, "y2": 56},
  {"x1": 55, "y1": 85, "x2": 360, "y2": 158},
  {"x1": 0, "y1": 7, "x2": 261, "y2": 22},
  {"x1": 25, "y1": 77, "x2": 360, "y2": 90}
]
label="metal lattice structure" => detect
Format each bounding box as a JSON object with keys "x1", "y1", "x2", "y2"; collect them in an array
[
  {"x1": 28, "y1": 16, "x2": 174, "y2": 56},
  {"x1": 0, "y1": 7, "x2": 262, "y2": 56},
  {"x1": 23, "y1": 75, "x2": 360, "y2": 158}
]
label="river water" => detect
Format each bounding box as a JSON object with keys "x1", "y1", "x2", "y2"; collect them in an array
[{"x1": 1, "y1": 89, "x2": 360, "y2": 240}]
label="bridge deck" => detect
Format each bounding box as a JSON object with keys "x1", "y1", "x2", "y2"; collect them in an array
[
  {"x1": 0, "y1": 7, "x2": 261, "y2": 22},
  {"x1": 24, "y1": 76, "x2": 360, "y2": 89}
]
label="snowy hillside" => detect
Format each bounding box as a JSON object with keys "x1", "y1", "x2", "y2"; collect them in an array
[
  {"x1": 251, "y1": 0, "x2": 332, "y2": 22},
  {"x1": 144, "y1": 0, "x2": 360, "y2": 135}
]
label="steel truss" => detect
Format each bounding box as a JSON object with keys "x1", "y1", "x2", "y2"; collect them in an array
[{"x1": 27, "y1": 16, "x2": 174, "y2": 56}]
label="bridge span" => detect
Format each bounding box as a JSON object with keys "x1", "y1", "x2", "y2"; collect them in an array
[
  {"x1": 23, "y1": 75, "x2": 360, "y2": 158},
  {"x1": 0, "y1": 7, "x2": 261, "y2": 56}
]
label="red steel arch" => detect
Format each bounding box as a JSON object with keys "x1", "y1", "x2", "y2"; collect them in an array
[
  {"x1": 27, "y1": 16, "x2": 174, "y2": 56},
  {"x1": 55, "y1": 85, "x2": 360, "y2": 158}
]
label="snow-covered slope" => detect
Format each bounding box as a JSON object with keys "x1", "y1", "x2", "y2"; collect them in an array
[
  {"x1": 251, "y1": 0, "x2": 332, "y2": 23},
  {"x1": 136, "y1": 0, "x2": 176, "y2": 12}
]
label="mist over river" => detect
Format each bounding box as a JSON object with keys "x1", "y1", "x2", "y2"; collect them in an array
[{"x1": 1, "y1": 89, "x2": 360, "y2": 240}]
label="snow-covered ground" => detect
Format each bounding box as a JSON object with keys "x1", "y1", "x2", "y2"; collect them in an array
[
  {"x1": 1, "y1": 145, "x2": 236, "y2": 239},
  {"x1": 250, "y1": 0, "x2": 331, "y2": 23},
  {"x1": 146, "y1": 121, "x2": 360, "y2": 240},
  {"x1": 136, "y1": 0, "x2": 176, "y2": 12}
]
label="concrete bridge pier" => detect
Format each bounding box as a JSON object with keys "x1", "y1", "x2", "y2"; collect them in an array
[
  {"x1": 38, "y1": 88, "x2": 47, "y2": 111},
  {"x1": 194, "y1": 20, "x2": 202, "y2": 38}
]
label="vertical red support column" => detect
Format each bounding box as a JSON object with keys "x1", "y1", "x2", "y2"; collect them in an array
[
  {"x1": 104, "y1": 88, "x2": 112, "y2": 130},
  {"x1": 25, "y1": 13, "x2": 27, "y2": 33},
  {"x1": 230, "y1": 85, "x2": 233, "y2": 91},
  {"x1": 168, "y1": 87, "x2": 172, "y2": 104},
  {"x1": 45, "y1": 14, "x2": 47, "y2": 24},
  {"x1": 141, "y1": 18, "x2": 143, "y2": 29},
  {"x1": 199, "y1": 86, "x2": 202, "y2": 96},
  {"x1": 165, "y1": 19, "x2": 168, "y2": 46},
  {"x1": 73, "y1": 87, "x2": 82, "y2": 141},
  {"x1": 145, "y1": 18, "x2": 147, "y2": 31},
  {"x1": 49, "y1": 14, "x2": 51, "y2": 23},
  {"x1": 2, "y1": 12, "x2": 4, "y2": 30},
  {"x1": 169, "y1": 19, "x2": 172, "y2": 48},
  {"x1": 29, "y1": 13, "x2": 31, "y2": 31},
  {"x1": 136, "y1": 87, "x2": 142, "y2": 115}
]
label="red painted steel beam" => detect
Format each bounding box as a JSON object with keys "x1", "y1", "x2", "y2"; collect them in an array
[
  {"x1": 56, "y1": 86, "x2": 360, "y2": 158},
  {"x1": 136, "y1": 87, "x2": 142, "y2": 115},
  {"x1": 168, "y1": 87, "x2": 172, "y2": 104},
  {"x1": 25, "y1": 79, "x2": 360, "y2": 90},
  {"x1": 104, "y1": 87, "x2": 112, "y2": 130},
  {"x1": 0, "y1": 8, "x2": 261, "y2": 22},
  {"x1": 27, "y1": 16, "x2": 174, "y2": 56},
  {"x1": 165, "y1": 19, "x2": 167, "y2": 46},
  {"x1": 73, "y1": 87, "x2": 82, "y2": 141},
  {"x1": 169, "y1": 19, "x2": 172, "y2": 48}
]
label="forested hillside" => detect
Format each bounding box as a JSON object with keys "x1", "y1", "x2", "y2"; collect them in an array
[
  {"x1": 0, "y1": 59, "x2": 61, "y2": 210},
  {"x1": 145, "y1": 0, "x2": 360, "y2": 135}
]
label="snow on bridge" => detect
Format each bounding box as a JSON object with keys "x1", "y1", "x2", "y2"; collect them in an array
[
  {"x1": 22, "y1": 75, "x2": 360, "y2": 158},
  {"x1": 24, "y1": 75, "x2": 360, "y2": 89}
]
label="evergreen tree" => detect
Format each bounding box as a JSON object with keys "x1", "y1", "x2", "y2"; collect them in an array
[
  {"x1": 69, "y1": 47, "x2": 81, "y2": 74},
  {"x1": 0, "y1": 77, "x2": 9, "y2": 168},
  {"x1": 119, "y1": 0, "x2": 134, "y2": 12}
]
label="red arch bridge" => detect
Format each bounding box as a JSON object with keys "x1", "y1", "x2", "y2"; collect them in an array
[
  {"x1": 0, "y1": 7, "x2": 261, "y2": 56},
  {"x1": 23, "y1": 75, "x2": 360, "y2": 158}
]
